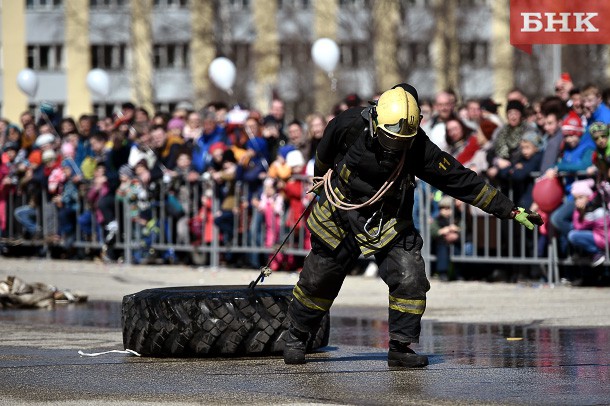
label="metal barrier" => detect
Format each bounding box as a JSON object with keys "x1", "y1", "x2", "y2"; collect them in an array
[{"x1": 1, "y1": 175, "x2": 607, "y2": 284}]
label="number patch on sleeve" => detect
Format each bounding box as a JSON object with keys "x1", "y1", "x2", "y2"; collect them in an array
[{"x1": 436, "y1": 153, "x2": 453, "y2": 173}]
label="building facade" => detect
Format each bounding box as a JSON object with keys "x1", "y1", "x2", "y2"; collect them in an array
[{"x1": 1, "y1": 0, "x2": 608, "y2": 123}]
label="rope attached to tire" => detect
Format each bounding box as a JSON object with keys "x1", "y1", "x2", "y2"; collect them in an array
[
  {"x1": 249, "y1": 149, "x2": 406, "y2": 289},
  {"x1": 249, "y1": 198, "x2": 317, "y2": 289}
]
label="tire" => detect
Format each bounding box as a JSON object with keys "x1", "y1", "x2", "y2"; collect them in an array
[{"x1": 121, "y1": 285, "x2": 330, "y2": 357}]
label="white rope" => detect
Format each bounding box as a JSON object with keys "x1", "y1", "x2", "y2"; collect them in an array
[
  {"x1": 78, "y1": 349, "x2": 141, "y2": 357},
  {"x1": 309, "y1": 149, "x2": 406, "y2": 211}
]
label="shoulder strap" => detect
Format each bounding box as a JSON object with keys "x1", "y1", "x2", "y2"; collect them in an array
[{"x1": 335, "y1": 107, "x2": 371, "y2": 165}]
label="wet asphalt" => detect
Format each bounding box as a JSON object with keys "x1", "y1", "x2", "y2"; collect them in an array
[
  {"x1": 1, "y1": 259, "x2": 609, "y2": 405},
  {"x1": 0, "y1": 304, "x2": 609, "y2": 405}
]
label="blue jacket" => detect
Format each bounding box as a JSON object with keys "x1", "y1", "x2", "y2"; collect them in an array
[
  {"x1": 75, "y1": 139, "x2": 93, "y2": 167},
  {"x1": 556, "y1": 138, "x2": 595, "y2": 197},
  {"x1": 556, "y1": 139, "x2": 595, "y2": 173},
  {"x1": 191, "y1": 126, "x2": 227, "y2": 173},
  {"x1": 591, "y1": 103, "x2": 610, "y2": 124},
  {"x1": 580, "y1": 104, "x2": 610, "y2": 147}
]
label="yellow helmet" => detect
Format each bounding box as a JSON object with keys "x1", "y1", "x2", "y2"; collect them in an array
[{"x1": 375, "y1": 87, "x2": 420, "y2": 151}]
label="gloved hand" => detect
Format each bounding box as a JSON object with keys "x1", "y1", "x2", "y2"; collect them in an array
[{"x1": 511, "y1": 207, "x2": 544, "y2": 230}]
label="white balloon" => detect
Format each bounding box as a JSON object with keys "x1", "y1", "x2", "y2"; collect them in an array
[
  {"x1": 311, "y1": 38, "x2": 340, "y2": 73},
  {"x1": 86, "y1": 68, "x2": 110, "y2": 98},
  {"x1": 17, "y1": 68, "x2": 39, "y2": 98},
  {"x1": 209, "y1": 57, "x2": 236, "y2": 92}
]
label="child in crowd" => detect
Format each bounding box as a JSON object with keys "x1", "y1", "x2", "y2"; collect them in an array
[
  {"x1": 548, "y1": 116, "x2": 596, "y2": 255},
  {"x1": 280, "y1": 149, "x2": 312, "y2": 270},
  {"x1": 116, "y1": 164, "x2": 139, "y2": 217},
  {"x1": 52, "y1": 161, "x2": 80, "y2": 248},
  {"x1": 567, "y1": 179, "x2": 608, "y2": 267},
  {"x1": 430, "y1": 195, "x2": 470, "y2": 281},
  {"x1": 0, "y1": 142, "x2": 20, "y2": 240},
  {"x1": 208, "y1": 142, "x2": 238, "y2": 263},
  {"x1": 132, "y1": 160, "x2": 160, "y2": 264},
  {"x1": 258, "y1": 178, "x2": 284, "y2": 271},
  {"x1": 497, "y1": 130, "x2": 543, "y2": 208},
  {"x1": 168, "y1": 151, "x2": 192, "y2": 248},
  {"x1": 189, "y1": 185, "x2": 214, "y2": 257},
  {"x1": 268, "y1": 145, "x2": 295, "y2": 182},
  {"x1": 79, "y1": 163, "x2": 110, "y2": 243},
  {"x1": 587, "y1": 122, "x2": 610, "y2": 181}
]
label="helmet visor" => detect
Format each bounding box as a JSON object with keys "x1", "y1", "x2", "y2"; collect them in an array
[
  {"x1": 384, "y1": 118, "x2": 408, "y2": 135},
  {"x1": 378, "y1": 127, "x2": 416, "y2": 151}
]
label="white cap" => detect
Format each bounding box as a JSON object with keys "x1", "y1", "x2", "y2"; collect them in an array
[
  {"x1": 286, "y1": 150, "x2": 305, "y2": 168},
  {"x1": 35, "y1": 133, "x2": 56, "y2": 147},
  {"x1": 42, "y1": 149, "x2": 57, "y2": 162}
]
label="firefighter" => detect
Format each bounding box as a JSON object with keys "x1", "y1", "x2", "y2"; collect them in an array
[{"x1": 284, "y1": 84, "x2": 543, "y2": 368}]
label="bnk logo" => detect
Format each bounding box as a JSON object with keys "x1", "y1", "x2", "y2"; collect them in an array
[
  {"x1": 521, "y1": 13, "x2": 598, "y2": 33},
  {"x1": 510, "y1": 0, "x2": 609, "y2": 54}
]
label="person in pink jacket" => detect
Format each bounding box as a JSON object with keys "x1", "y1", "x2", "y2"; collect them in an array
[
  {"x1": 567, "y1": 178, "x2": 609, "y2": 267},
  {"x1": 258, "y1": 178, "x2": 284, "y2": 271}
]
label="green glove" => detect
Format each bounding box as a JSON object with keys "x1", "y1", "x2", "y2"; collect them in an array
[{"x1": 511, "y1": 207, "x2": 544, "y2": 230}]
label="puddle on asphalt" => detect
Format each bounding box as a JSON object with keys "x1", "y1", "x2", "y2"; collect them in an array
[
  {"x1": 1, "y1": 302, "x2": 609, "y2": 370},
  {"x1": 0, "y1": 301, "x2": 123, "y2": 328},
  {"x1": 330, "y1": 317, "x2": 610, "y2": 369}
]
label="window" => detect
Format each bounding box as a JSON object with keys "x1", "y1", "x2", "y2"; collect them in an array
[
  {"x1": 339, "y1": 42, "x2": 369, "y2": 68},
  {"x1": 278, "y1": 0, "x2": 309, "y2": 9},
  {"x1": 396, "y1": 42, "x2": 431, "y2": 69},
  {"x1": 339, "y1": 0, "x2": 371, "y2": 9},
  {"x1": 93, "y1": 103, "x2": 119, "y2": 119},
  {"x1": 460, "y1": 41, "x2": 489, "y2": 67},
  {"x1": 229, "y1": 43, "x2": 250, "y2": 69},
  {"x1": 227, "y1": 0, "x2": 249, "y2": 10},
  {"x1": 409, "y1": 42, "x2": 430, "y2": 67},
  {"x1": 152, "y1": 0, "x2": 188, "y2": 8},
  {"x1": 91, "y1": 44, "x2": 126, "y2": 69},
  {"x1": 27, "y1": 45, "x2": 63, "y2": 70},
  {"x1": 26, "y1": 0, "x2": 63, "y2": 9},
  {"x1": 154, "y1": 102, "x2": 179, "y2": 113},
  {"x1": 400, "y1": 0, "x2": 431, "y2": 14},
  {"x1": 457, "y1": 0, "x2": 488, "y2": 7},
  {"x1": 29, "y1": 103, "x2": 64, "y2": 118},
  {"x1": 229, "y1": 0, "x2": 250, "y2": 11},
  {"x1": 584, "y1": 44, "x2": 606, "y2": 64},
  {"x1": 279, "y1": 42, "x2": 310, "y2": 68},
  {"x1": 90, "y1": 0, "x2": 126, "y2": 7},
  {"x1": 152, "y1": 43, "x2": 189, "y2": 69}
]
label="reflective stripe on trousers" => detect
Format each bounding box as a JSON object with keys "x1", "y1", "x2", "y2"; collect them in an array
[{"x1": 288, "y1": 230, "x2": 430, "y2": 344}]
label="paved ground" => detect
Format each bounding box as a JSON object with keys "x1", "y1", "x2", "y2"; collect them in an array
[
  {"x1": 2, "y1": 258, "x2": 610, "y2": 326},
  {"x1": 1, "y1": 258, "x2": 609, "y2": 405}
]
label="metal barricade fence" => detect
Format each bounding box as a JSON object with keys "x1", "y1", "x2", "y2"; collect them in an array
[{"x1": 1, "y1": 174, "x2": 607, "y2": 283}]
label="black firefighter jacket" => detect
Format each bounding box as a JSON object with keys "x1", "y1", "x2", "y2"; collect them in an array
[{"x1": 307, "y1": 107, "x2": 515, "y2": 256}]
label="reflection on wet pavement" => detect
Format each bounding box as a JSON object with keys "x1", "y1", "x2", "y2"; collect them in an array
[
  {"x1": 330, "y1": 316, "x2": 610, "y2": 375},
  {"x1": 1, "y1": 302, "x2": 609, "y2": 374},
  {"x1": 2, "y1": 302, "x2": 609, "y2": 404},
  {"x1": 0, "y1": 301, "x2": 123, "y2": 328}
]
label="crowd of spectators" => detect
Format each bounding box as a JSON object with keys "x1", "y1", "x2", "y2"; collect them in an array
[
  {"x1": 1, "y1": 76, "x2": 610, "y2": 283},
  {"x1": 424, "y1": 75, "x2": 610, "y2": 282}
]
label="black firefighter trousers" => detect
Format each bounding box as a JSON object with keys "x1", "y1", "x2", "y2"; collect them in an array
[{"x1": 288, "y1": 230, "x2": 430, "y2": 343}]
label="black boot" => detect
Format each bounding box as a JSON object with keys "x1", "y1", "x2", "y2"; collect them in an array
[
  {"x1": 283, "y1": 327, "x2": 309, "y2": 365},
  {"x1": 388, "y1": 340, "x2": 428, "y2": 368}
]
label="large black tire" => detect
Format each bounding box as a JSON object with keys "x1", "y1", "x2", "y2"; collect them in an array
[{"x1": 121, "y1": 285, "x2": 330, "y2": 357}]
